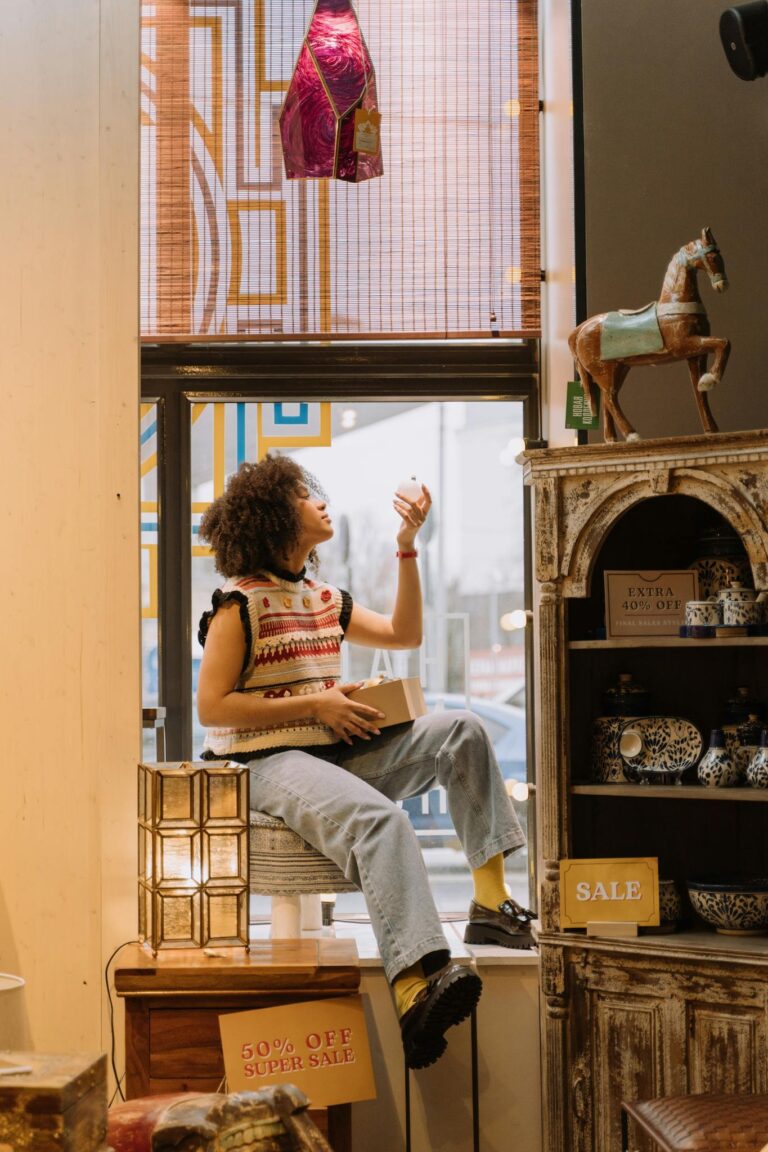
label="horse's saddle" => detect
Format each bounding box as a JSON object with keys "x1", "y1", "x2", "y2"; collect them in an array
[{"x1": 600, "y1": 301, "x2": 664, "y2": 361}]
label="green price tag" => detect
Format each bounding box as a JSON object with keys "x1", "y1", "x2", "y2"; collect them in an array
[{"x1": 565, "y1": 380, "x2": 600, "y2": 430}]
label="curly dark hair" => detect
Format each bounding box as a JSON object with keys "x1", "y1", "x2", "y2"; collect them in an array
[{"x1": 198, "y1": 455, "x2": 327, "y2": 577}]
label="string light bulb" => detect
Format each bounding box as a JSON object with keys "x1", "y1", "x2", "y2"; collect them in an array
[
  {"x1": 508, "y1": 781, "x2": 530, "y2": 803},
  {"x1": 501, "y1": 609, "x2": 533, "y2": 631}
]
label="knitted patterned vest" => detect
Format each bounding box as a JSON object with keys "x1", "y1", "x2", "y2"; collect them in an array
[{"x1": 199, "y1": 570, "x2": 350, "y2": 758}]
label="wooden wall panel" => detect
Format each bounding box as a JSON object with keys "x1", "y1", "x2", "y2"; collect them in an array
[
  {"x1": 0, "y1": 0, "x2": 140, "y2": 1059},
  {"x1": 591, "y1": 995, "x2": 662, "y2": 1152},
  {"x1": 687, "y1": 1003, "x2": 766, "y2": 1094}
]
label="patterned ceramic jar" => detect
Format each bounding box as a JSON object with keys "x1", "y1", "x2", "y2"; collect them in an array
[
  {"x1": 658, "y1": 879, "x2": 683, "y2": 931},
  {"x1": 717, "y1": 582, "x2": 758, "y2": 605},
  {"x1": 722, "y1": 600, "x2": 761, "y2": 627},
  {"x1": 721, "y1": 725, "x2": 746, "y2": 780},
  {"x1": 593, "y1": 673, "x2": 651, "y2": 783},
  {"x1": 746, "y1": 729, "x2": 768, "y2": 789},
  {"x1": 717, "y1": 583, "x2": 759, "y2": 626},
  {"x1": 697, "y1": 728, "x2": 740, "y2": 788},
  {"x1": 736, "y1": 715, "x2": 763, "y2": 778},
  {"x1": 689, "y1": 528, "x2": 751, "y2": 600},
  {"x1": 590, "y1": 716, "x2": 637, "y2": 783}
]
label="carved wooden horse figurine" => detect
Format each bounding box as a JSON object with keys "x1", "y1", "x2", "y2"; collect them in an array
[{"x1": 568, "y1": 227, "x2": 730, "y2": 442}]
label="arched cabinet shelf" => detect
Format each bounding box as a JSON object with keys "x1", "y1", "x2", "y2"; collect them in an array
[{"x1": 523, "y1": 429, "x2": 768, "y2": 1152}]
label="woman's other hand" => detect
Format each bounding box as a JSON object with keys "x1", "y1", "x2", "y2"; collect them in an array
[
  {"x1": 311, "y1": 682, "x2": 386, "y2": 744},
  {"x1": 393, "y1": 483, "x2": 432, "y2": 549}
]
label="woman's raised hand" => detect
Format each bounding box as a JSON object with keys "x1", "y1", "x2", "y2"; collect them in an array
[
  {"x1": 311, "y1": 683, "x2": 386, "y2": 744},
  {"x1": 393, "y1": 483, "x2": 432, "y2": 549}
]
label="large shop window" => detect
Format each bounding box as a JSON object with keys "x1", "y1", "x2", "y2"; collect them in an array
[
  {"x1": 141, "y1": 398, "x2": 532, "y2": 914},
  {"x1": 140, "y1": 0, "x2": 540, "y2": 340},
  {"x1": 140, "y1": 0, "x2": 540, "y2": 914}
]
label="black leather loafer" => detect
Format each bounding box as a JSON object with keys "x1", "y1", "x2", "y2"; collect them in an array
[
  {"x1": 399, "y1": 963, "x2": 483, "y2": 1070},
  {"x1": 463, "y1": 897, "x2": 536, "y2": 949}
]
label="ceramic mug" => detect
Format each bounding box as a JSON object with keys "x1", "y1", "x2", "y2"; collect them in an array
[{"x1": 685, "y1": 599, "x2": 721, "y2": 627}]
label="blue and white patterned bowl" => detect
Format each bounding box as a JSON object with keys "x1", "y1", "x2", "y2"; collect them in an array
[{"x1": 687, "y1": 877, "x2": 768, "y2": 935}]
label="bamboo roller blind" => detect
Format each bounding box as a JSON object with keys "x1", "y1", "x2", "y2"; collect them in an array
[{"x1": 140, "y1": 0, "x2": 540, "y2": 341}]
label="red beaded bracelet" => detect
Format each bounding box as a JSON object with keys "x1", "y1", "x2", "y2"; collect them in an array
[{"x1": 396, "y1": 550, "x2": 418, "y2": 559}]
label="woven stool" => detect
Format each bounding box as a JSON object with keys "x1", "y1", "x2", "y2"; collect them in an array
[
  {"x1": 249, "y1": 810, "x2": 358, "y2": 937},
  {"x1": 621, "y1": 1093, "x2": 768, "y2": 1151}
]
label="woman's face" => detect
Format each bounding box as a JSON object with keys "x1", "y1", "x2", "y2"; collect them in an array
[{"x1": 295, "y1": 483, "x2": 334, "y2": 547}]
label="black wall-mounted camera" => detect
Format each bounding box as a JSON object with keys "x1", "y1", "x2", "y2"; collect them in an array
[{"x1": 720, "y1": 1, "x2": 768, "y2": 79}]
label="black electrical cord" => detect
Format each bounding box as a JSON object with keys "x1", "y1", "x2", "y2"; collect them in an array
[
  {"x1": 471, "y1": 1006, "x2": 480, "y2": 1152},
  {"x1": 104, "y1": 939, "x2": 140, "y2": 1104},
  {"x1": 404, "y1": 1056, "x2": 411, "y2": 1152}
]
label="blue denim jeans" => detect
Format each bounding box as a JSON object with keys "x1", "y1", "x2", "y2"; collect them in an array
[{"x1": 248, "y1": 709, "x2": 526, "y2": 982}]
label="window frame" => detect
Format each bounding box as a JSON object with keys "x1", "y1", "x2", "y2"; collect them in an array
[
  {"x1": 141, "y1": 339, "x2": 540, "y2": 895},
  {"x1": 141, "y1": 0, "x2": 545, "y2": 906}
]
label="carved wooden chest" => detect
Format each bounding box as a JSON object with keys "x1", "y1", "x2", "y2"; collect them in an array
[{"x1": 0, "y1": 1051, "x2": 108, "y2": 1151}]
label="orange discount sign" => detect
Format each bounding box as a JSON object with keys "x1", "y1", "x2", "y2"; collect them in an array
[{"x1": 219, "y1": 996, "x2": 376, "y2": 1107}]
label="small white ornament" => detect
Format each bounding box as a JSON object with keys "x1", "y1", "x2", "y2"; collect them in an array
[{"x1": 397, "y1": 476, "x2": 422, "y2": 501}]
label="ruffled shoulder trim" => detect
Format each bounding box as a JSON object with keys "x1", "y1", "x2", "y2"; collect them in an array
[
  {"x1": 198, "y1": 588, "x2": 253, "y2": 676},
  {"x1": 339, "y1": 589, "x2": 353, "y2": 634}
]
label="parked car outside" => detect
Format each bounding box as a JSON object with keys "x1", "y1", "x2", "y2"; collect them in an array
[
  {"x1": 400, "y1": 693, "x2": 528, "y2": 842},
  {"x1": 145, "y1": 644, "x2": 529, "y2": 829},
  {"x1": 493, "y1": 678, "x2": 526, "y2": 710}
]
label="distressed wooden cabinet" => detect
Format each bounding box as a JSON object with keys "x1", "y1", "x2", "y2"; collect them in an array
[{"x1": 523, "y1": 430, "x2": 768, "y2": 1152}]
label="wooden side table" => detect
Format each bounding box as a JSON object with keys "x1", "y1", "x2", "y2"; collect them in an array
[{"x1": 115, "y1": 939, "x2": 360, "y2": 1152}]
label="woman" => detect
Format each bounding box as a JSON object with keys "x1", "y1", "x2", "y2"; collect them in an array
[{"x1": 196, "y1": 454, "x2": 532, "y2": 1070}]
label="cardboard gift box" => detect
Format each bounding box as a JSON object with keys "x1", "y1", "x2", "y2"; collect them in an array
[
  {"x1": 0, "y1": 1051, "x2": 108, "y2": 1151},
  {"x1": 347, "y1": 677, "x2": 427, "y2": 727}
]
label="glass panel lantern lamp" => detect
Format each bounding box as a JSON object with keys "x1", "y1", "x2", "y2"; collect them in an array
[{"x1": 138, "y1": 762, "x2": 249, "y2": 954}]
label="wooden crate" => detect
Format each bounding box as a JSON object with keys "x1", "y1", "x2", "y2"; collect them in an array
[{"x1": 0, "y1": 1051, "x2": 108, "y2": 1151}]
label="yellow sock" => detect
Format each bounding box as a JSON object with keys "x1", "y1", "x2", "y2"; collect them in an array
[
  {"x1": 393, "y1": 961, "x2": 428, "y2": 1017},
  {"x1": 472, "y1": 854, "x2": 510, "y2": 910}
]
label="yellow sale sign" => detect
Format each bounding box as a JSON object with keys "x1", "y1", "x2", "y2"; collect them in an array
[
  {"x1": 219, "y1": 995, "x2": 376, "y2": 1107},
  {"x1": 560, "y1": 857, "x2": 660, "y2": 928}
]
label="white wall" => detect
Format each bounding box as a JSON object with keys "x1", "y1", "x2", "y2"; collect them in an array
[
  {"x1": 580, "y1": 0, "x2": 768, "y2": 439},
  {"x1": 0, "y1": 0, "x2": 139, "y2": 1057}
]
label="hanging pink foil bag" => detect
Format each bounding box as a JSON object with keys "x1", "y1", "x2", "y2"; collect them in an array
[{"x1": 279, "y1": 0, "x2": 383, "y2": 182}]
